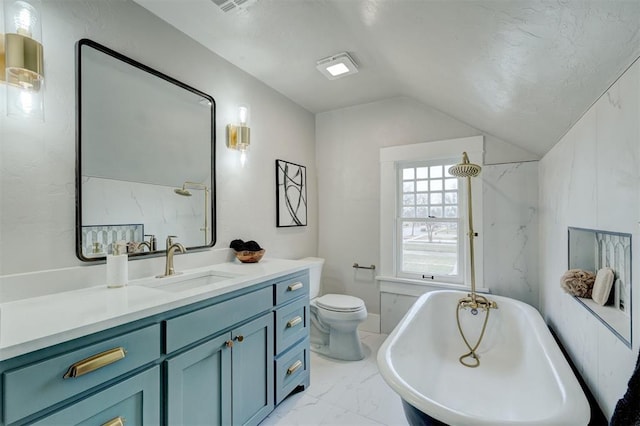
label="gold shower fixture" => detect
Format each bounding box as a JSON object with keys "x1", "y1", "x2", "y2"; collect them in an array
[{"x1": 448, "y1": 152, "x2": 497, "y2": 368}]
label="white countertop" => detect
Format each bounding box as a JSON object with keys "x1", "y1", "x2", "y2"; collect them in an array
[{"x1": 0, "y1": 258, "x2": 310, "y2": 361}]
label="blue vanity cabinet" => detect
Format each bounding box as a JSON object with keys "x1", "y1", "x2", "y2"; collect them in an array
[
  {"x1": 165, "y1": 312, "x2": 274, "y2": 426},
  {"x1": 165, "y1": 333, "x2": 232, "y2": 425},
  {"x1": 272, "y1": 273, "x2": 311, "y2": 405},
  {"x1": 231, "y1": 312, "x2": 274, "y2": 425},
  {"x1": 164, "y1": 282, "x2": 276, "y2": 426},
  {"x1": 0, "y1": 269, "x2": 311, "y2": 426},
  {"x1": 1, "y1": 324, "x2": 161, "y2": 425},
  {"x1": 31, "y1": 366, "x2": 160, "y2": 426}
]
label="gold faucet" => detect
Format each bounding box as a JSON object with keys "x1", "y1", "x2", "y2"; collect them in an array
[
  {"x1": 137, "y1": 241, "x2": 152, "y2": 252},
  {"x1": 157, "y1": 236, "x2": 186, "y2": 278}
]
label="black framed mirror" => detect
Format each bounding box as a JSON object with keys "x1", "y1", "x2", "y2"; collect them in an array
[{"x1": 76, "y1": 39, "x2": 216, "y2": 261}]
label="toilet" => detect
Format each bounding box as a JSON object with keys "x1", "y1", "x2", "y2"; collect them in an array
[{"x1": 304, "y1": 257, "x2": 368, "y2": 361}]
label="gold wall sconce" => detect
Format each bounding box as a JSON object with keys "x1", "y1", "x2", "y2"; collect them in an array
[
  {"x1": 0, "y1": 0, "x2": 44, "y2": 120},
  {"x1": 226, "y1": 106, "x2": 250, "y2": 166}
]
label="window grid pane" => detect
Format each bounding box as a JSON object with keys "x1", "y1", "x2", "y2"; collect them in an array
[
  {"x1": 399, "y1": 162, "x2": 461, "y2": 281},
  {"x1": 400, "y1": 165, "x2": 460, "y2": 219}
]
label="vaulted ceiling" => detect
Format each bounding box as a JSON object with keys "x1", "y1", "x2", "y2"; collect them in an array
[{"x1": 134, "y1": 0, "x2": 640, "y2": 157}]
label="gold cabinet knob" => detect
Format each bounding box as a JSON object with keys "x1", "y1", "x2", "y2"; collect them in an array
[
  {"x1": 225, "y1": 340, "x2": 233, "y2": 348},
  {"x1": 235, "y1": 335, "x2": 244, "y2": 342}
]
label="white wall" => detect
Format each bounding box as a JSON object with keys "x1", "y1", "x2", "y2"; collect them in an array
[
  {"x1": 0, "y1": 1, "x2": 317, "y2": 278},
  {"x1": 316, "y1": 96, "x2": 539, "y2": 315},
  {"x1": 539, "y1": 59, "x2": 640, "y2": 418},
  {"x1": 483, "y1": 161, "x2": 538, "y2": 307}
]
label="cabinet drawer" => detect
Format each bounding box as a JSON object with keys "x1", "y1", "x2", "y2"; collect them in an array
[
  {"x1": 274, "y1": 338, "x2": 309, "y2": 405},
  {"x1": 275, "y1": 298, "x2": 308, "y2": 354},
  {"x1": 32, "y1": 366, "x2": 160, "y2": 426},
  {"x1": 273, "y1": 273, "x2": 309, "y2": 306},
  {"x1": 3, "y1": 324, "x2": 160, "y2": 424},
  {"x1": 165, "y1": 286, "x2": 272, "y2": 353}
]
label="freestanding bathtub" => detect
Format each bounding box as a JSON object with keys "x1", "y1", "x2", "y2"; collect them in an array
[{"x1": 377, "y1": 290, "x2": 590, "y2": 425}]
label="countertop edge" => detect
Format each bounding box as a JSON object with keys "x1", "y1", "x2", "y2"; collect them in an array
[{"x1": 0, "y1": 260, "x2": 310, "y2": 361}]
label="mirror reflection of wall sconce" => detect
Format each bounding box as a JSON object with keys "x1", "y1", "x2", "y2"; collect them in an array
[
  {"x1": 226, "y1": 106, "x2": 250, "y2": 166},
  {"x1": 0, "y1": 0, "x2": 44, "y2": 120}
]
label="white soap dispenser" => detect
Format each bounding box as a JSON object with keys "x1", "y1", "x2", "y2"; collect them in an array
[{"x1": 107, "y1": 241, "x2": 128, "y2": 288}]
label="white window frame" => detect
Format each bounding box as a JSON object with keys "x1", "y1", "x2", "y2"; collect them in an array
[
  {"x1": 379, "y1": 136, "x2": 484, "y2": 289},
  {"x1": 396, "y1": 159, "x2": 464, "y2": 283}
]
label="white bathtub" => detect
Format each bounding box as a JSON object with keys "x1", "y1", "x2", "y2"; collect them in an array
[{"x1": 377, "y1": 290, "x2": 590, "y2": 425}]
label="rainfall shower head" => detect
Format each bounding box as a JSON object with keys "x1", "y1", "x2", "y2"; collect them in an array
[
  {"x1": 448, "y1": 152, "x2": 481, "y2": 178},
  {"x1": 174, "y1": 188, "x2": 192, "y2": 196}
]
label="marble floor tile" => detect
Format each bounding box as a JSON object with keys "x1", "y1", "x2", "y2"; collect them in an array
[{"x1": 265, "y1": 332, "x2": 407, "y2": 426}]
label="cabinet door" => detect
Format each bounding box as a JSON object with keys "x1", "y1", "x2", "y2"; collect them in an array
[
  {"x1": 32, "y1": 366, "x2": 160, "y2": 426},
  {"x1": 166, "y1": 333, "x2": 232, "y2": 426},
  {"x1": 231, "y1": 313, "x2": 274, "y2": 426}
]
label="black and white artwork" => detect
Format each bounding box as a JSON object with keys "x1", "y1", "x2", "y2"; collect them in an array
[{"x1": 276, "y1": 159, "x2": 307, "y2": 227}]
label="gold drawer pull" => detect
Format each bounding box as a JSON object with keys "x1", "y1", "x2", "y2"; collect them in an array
[
  {"x1": 286, "y1": 316, "x2": 303, "y2": 328},
  {"x1": 63, "y1": 347, "x2": 126, "y2": 379},
  {"x1": 287, "y1": 360, "x2": 303, "y2": 375},
  {"x1": 102, "y1": 416, "x2": 125, "y2": 426},
  {"x1": 287, "y1": 282, "x2": 303, "y2": 292}
]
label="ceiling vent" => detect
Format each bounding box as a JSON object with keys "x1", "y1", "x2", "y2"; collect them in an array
[{"x1": 211, "y1": 0, "x2": 257, "y2": 13}]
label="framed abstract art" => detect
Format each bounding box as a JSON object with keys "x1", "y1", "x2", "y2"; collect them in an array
[{"x1": 276, "y1": 159, "x2": 307, "y2": 227}]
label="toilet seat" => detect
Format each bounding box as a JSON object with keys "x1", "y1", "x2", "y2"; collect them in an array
[{"x1": 316, "y1": 294, "x2": 365, "y2": 313}]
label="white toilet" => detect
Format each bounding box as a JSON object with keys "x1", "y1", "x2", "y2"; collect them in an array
[{"x1": 304, "y1": 257, "x2": 368, "y2": 361}]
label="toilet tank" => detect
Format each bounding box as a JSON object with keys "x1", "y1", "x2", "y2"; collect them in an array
[{"x1": 300, "y1": 257, "x2": 324, "y2": 299}]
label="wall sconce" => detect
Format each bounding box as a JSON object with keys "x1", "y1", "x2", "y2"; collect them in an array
[
  {"x1": 226, "y1": 106, "x2": 250, "y2": 166},
  {"x1": 0, "y1": 0, "x2": 44, "y2": 120}
]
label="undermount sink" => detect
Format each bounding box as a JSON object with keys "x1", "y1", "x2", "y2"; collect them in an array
[{"x1": 138, "y1": 270, "x2": 239, "y2": 293}]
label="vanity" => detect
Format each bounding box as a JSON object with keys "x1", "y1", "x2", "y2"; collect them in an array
[
  {"x1": 0, "y1": 36, "x2": 314, "y2": 425},
  {"x1": 0, "y1": 259, "x2": 311, "y2": 426}
]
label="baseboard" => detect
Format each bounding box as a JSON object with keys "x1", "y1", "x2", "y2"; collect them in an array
[{"x1": 359, "y1": 313, "x2": 381, "y2": 333}]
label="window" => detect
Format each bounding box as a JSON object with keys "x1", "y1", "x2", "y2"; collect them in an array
[
  {"x1": 397, "y1": 160, "x2": 463, "y2": 283},
  {"x1": 379, "y1": 136, "x2": 483, "y2": 290}
]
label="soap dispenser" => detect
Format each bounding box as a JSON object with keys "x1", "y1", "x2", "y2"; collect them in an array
[{"x1": 107, "y1": 241, "x2": 128, "y2": 288}]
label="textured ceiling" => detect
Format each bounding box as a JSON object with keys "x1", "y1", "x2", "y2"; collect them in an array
[{"x1": 133, "y1": 0, "x2": 640, "y2": 157}]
